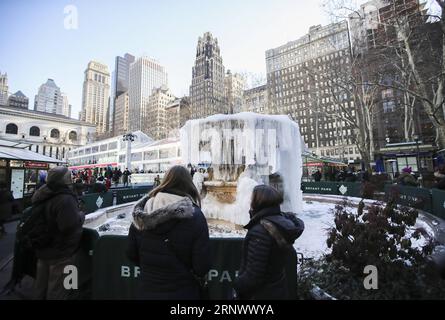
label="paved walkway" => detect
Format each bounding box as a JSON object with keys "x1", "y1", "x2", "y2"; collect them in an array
[{"x1": 0, "y1": 221, "x2": 33, "y2": 300}]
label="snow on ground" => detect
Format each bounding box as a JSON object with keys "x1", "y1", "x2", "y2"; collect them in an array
[
  {"x1": 90, "y1": 199, "x2": 435, "y2": 259},
  {"x1": 295, "y1": 201, "x2": 336, "y2": 259}
]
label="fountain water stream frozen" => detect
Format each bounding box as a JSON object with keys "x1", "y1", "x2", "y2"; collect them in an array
[{"x1": 180, "y1": 112, "x2": 303, "y2": 225}]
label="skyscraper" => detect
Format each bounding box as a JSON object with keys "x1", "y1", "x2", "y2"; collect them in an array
[
  {"x1": 242, "y1": 85, "x2": 269, "y2": 114},
  {"x1": 62, "y1": 93, "x2": 71, "y2": 118},
  {"x1": 81, "y1": 61, "x2": 110, "y2": 136},
  {"x1": 145, "y1": 86, "x2": 176, "y2": 140},
  {"x1": 110, "y1": 53, "x2": 135, "y2": 134},
  {"x1": 0, "y1": 72, "x2": 8, "y2": 105},
  {"x1": 128, "y1": 56, "x2": 168, "y2": 132},
  {"x1": 8, "y1": 91, "x2": 29, "y2": 109},
  {"x1": 114, "y1": 91, "x2": 129, "y2": 136},
  {"x1": 266, "y1": 22, "x2": 359, "y2": 160},
  {"x1": 165, "y1": 96, "x2": 191, "y2": 134},
  {"x1": 189, "y1": 32, "x2": 226, "y2": 119},
  {"x1": 34, "y1": 79, "x2": 63, "y2": 115},
  {"x1": 224, "y1": 70, "x2": 246, "y2": 114}
]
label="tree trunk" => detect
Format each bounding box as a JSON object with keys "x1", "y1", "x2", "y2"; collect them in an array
[{"x1": 400, "y1": 21, "x2": 445, "y2": 149}]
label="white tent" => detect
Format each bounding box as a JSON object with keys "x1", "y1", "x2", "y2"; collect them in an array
[{"x1": 0, "y1": 145, "x2": 64, "y2": 163}]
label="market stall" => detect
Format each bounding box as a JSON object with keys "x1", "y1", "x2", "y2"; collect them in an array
[
  {"x1": 302, "y1": 152, "x2": 348, "y2": 182},
  {"x1": 0, "y1": 139, "x2": 64, "y2": 207}
]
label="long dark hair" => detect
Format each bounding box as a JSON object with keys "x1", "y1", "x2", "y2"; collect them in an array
[
  {"x1": 149, "y1": 165, "x2": 201, "y2": 207},
  {"x1": 250, "y1": 185, "x2": 283, "y2": 213}
]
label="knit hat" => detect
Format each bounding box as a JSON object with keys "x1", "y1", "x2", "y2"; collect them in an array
[
  {"x1": 402, "y1": 167, "x2": 412, "y2": 174},
  {"x1": 47, "y1": 166, "x2": 72, "y2": 187}
]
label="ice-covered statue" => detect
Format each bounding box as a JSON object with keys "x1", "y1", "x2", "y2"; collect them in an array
[{"x1": 180, "y1": 112, "x2": 303, "y2": 226}]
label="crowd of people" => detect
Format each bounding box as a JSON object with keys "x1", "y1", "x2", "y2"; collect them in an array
[
  {"x1": 311, "y1": 166, "x2": 370, "y2": 183},
  {"x1": 70, "y1": 167, "x2": 134, "y2": 196},
  {"x1": 310, "y1": 164, "x2": 445, "y2": 190}
]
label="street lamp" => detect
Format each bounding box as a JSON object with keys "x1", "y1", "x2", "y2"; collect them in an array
[
  {"x1": 413, "y1": 134, "x2": 420, "y2": 172},
  {"x1": 122, "y1": 133, "x2": 135, "y2": 171}
]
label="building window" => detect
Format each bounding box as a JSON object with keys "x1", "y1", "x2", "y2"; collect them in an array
[
  {"x1": 6, "y1": 123, "x2": 18, "y2": 134},
  {"x1": 29, "y1": 126, "x2": 40, "y2": 137},
  {"x1": 383, "y1": 101, "x2": 395, "y2": 113},
  {"x1": 69, "y1": 131, "x2": 77, "y2": 141},
  {"x1": 50, "y1": 129, "x2": 60, "y2": 139}
]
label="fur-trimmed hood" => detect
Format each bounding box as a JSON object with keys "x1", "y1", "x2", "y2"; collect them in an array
[{"x1": 132, "y1": 192, "x2": 195, "y2": 231}]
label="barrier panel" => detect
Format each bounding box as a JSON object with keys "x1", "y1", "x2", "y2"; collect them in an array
[
  {"x1": 384, "y1": 185, "x2": 433, "y2": 213},
  {"x1": 301, "y1": 182, "x2": 339, "y2": 195},
  {"x1": 301, "y1": 181, "x2": 362, "y2": 198},
  {"x1": 337, "y1": 182, "x2": 362, "y2": 198},
  {"x1": 80, "y1": 192, "x2": 114, "y2": 214},
  {"x1": 115, "y1": 187, "x2": 152, "y2": 205},
  {"x1": 75, "y1": 228, "x2": 100, "y2": 299},
  {"x1": 432, "y1": 189, "x2": 445, "y2": 220},
  {"x1": 301, "y1": 182, "x2": 445, "y2": 218},
  {"x1": 92, "y1": 235, "x2": 297, "y2": 300}
]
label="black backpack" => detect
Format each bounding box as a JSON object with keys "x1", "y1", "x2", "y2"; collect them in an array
[{"x1": 16, "y1": 191, "x2": 72, "y2": 250}]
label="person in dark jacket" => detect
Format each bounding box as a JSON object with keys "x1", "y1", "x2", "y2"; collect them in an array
[
  {"x1": 122, "y1": 168, "x2": 131, "y2": 187},
  {"x1": 312, "y1": 170, "x2": 322, "y2": 182},
  {"x1": 127, "y1": 165, "x2": 211, "y2": 300},
  {"x1": 233, "y1": 185, "x2": 305, "y2": 300},
  {"x1": 89, "y1": 176, "x2": 107, "y2": 194},
  {"x1": 0, "y1": 182, "x2": 16, "y2": 237},
  {"x1": 397, "y1": 167, "x2": 419, "y2": 187},
  {"x1": 112, "y1": 168, "x2": 120, "y2": 186},
  {"x1": 32, "y1": 166, "x2": 85, "y2": 300}
]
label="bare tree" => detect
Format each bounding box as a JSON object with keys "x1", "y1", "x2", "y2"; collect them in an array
[
  {"x1": 238, "y1": 71, "x2": 267, "y2": 90},
  {"x1": 321, "y1": 51, "x2": 380, "y2": 170},
  {"x1": 324, "y1": 0, "x2": 445, "y2": 149},
  {"x1": 389, "y1": 1, "x2": 445, "y2": 147}
]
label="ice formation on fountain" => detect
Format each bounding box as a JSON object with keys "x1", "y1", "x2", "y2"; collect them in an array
[{"x1": 180, "y1": 112, "x2": 303, "y2": 226}]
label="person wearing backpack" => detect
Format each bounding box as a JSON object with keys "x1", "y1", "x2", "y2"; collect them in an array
[
  {"x1": 30, "y1": 166, "x2": 85, "y2": 300},
  {"x1": 233, "y1": 185, "x2": 305, "y2": 300}
]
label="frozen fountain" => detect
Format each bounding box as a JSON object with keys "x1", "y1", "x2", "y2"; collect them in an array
[{"x1": 180, "y1": 112, "x2": 303, "y2": 226}]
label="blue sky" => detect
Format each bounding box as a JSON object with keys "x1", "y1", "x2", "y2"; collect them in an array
[
  {"x1": 0, "y1": 0, "x2": 337, "y2": 118},
  {"x1": 0, "y1": 0, "x2": 370, "y2": 119}
]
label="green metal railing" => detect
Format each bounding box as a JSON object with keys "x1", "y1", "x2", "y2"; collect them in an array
[{"x1": 301, "y1": 181, "x2": 445, "y2": 220}]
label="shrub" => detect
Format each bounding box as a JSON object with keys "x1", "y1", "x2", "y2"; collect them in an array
[{"x1": 298, "y1": 198, "x2": 445, "y2": 299}]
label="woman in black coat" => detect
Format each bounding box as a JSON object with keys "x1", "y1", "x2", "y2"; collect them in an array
[
  {"x1": 233, "y1": 185, "x2": 305, "y2": 300},
  {"x1": 127, "y1": 165, "x2": 211, "y2": 300}
]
